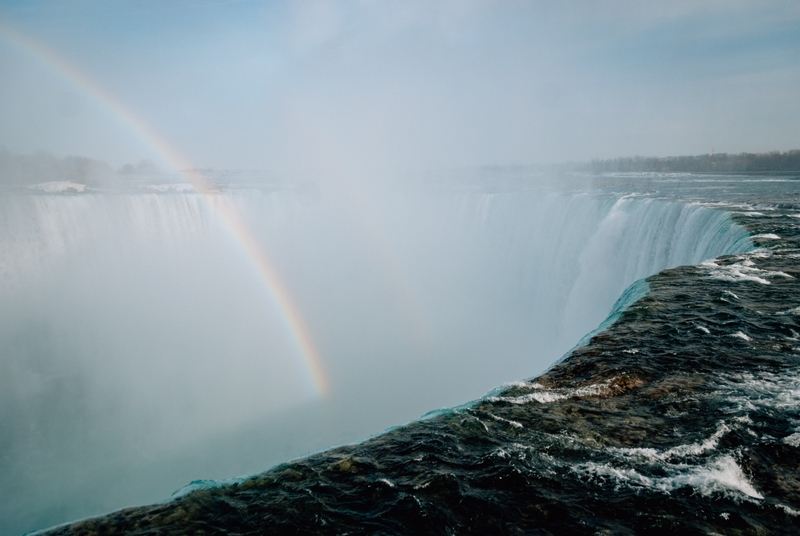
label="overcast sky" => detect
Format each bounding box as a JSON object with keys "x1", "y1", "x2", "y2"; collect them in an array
[{"x1": 1, "y1": 0, "x2": 799, "y2": 174}]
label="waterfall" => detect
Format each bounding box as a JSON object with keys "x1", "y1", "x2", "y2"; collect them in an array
[{"x1": 0, "y1": 183, "x2": 751, "y2": 535}]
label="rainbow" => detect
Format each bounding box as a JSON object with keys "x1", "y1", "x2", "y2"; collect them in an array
[{"x1": 0, "y1": 22, "x2": 330, "y2": 397}]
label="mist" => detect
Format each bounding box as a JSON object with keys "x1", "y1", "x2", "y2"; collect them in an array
[{"x1": 0, "y1": 1, "x2": 798, "y2": 534}]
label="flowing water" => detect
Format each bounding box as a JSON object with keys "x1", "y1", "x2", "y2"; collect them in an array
[{"x1": 4, "y1": 173, "x2": 796, "y2": 534}]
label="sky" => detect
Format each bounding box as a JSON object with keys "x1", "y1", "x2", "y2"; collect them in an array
[{"x1": 0, "y1": 0, "x2": 799, "y2": 175}]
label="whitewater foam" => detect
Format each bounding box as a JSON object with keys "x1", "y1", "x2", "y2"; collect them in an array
[
  {"x1": 576, "y1": 455, "x2": 763, "y2": 500},
  {"x1": 783, "y1": 433, "x2": 800, "y2": 447},
  {"x1": 609, "y1": 422, "x2": 731, "y2": 462},
  {"x1": 701, "y1": 258, "x2": 792, "y2": 284},
  {"x1": 486, "y1": 378, "x2": 627, "y2": 405},
  {"x1": 716, "y1": 371, "x2": 800, "y2": 413}
]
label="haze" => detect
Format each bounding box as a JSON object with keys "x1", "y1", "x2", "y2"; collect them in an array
[{"x1": 1, "y1": 0, "x2": 799, "y2": 175}]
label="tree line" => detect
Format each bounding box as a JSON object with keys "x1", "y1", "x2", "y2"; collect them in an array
[
  {"x1": 588, "y1": 150, "x2": 800, "y2": 174},
  {"x1": 0, "y1": 147, "x2": 114, "y2": 186}
]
